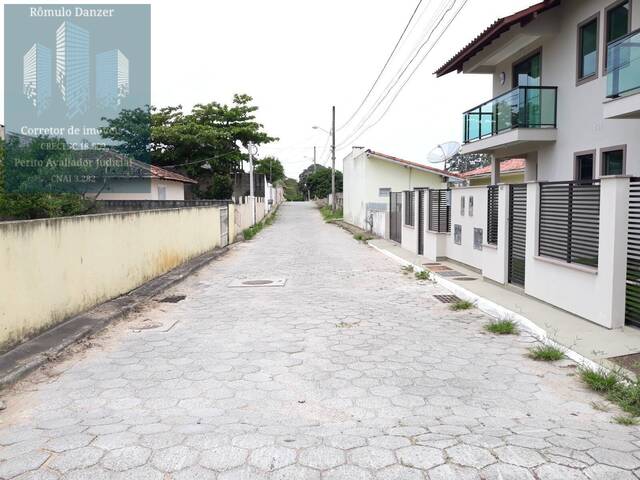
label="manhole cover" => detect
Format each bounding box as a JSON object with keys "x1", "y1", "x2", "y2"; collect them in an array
[
  {"x1": 454, "y1": 277, "x2": 477, "y2": 281},
  {"x1": 433, "y1": 294, "x2": 460, "y2": 303},
  {"x1": 243, "y1": 280, "x2": 274, "y2": 286},
  {"x1": 159, "y1": 295, "x2": 186, "y2": 303},
  {"x1": 228, "y1": 278, "x2": 287, "y2": 288}
]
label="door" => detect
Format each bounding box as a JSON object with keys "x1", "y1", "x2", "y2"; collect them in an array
[
  {"x1": 389, "y1": 192, "x2": 402, "y2": 244},
  {"x1": 508, "y1": 185, "x2": 527, "y2": 287},
  {"x1": 417, "y1": 190, "x2": 425, "y2": 255},
  {"x1": 513, "y1": 52, "x2": 541, "y2": 87},
  {"x1": 220, "y1": 206, "x2": 229, "y2": 247}
]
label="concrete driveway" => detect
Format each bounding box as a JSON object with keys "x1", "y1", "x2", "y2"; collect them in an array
[{"x1": 0, "y1": 202, "x2": 638, "y2": 479}]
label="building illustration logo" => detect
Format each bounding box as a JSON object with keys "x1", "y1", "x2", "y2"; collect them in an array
[
  {"x1": 23, "y1": 43, "x2": 52, "y2": 116},
  {"x1": 22, "y1": 20, "x2": 130, "y2": 119}
]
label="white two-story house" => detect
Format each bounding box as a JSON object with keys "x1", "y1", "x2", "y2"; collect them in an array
[{"x1": 436, "y1": 0, "x2": 639, "y2": 183}]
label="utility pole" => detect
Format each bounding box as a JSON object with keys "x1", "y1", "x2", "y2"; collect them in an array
[
  {"x1": 313, "y1": 146, "x2": 317, "y2": 173},
  {"x1": 331, "y1": 106, "x2": 336, "y2": 212},
  {"x1": 248, "y1": 141, "x2": 256, "y2": 225}
]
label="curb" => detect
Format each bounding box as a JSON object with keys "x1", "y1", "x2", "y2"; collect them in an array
[
  {"x1": 368, "y1": 242, "x2": 604, "y2": 373},
  {"x1": 0, "y1": 247, "x2": 229, "y2": 390}
]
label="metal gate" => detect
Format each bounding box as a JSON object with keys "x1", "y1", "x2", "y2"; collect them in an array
[
  {"x1": 417, "y1": 190, "x2": 425, "y2": 255},
  {"x1": 508, "y1": 184, "x2": 527, "y2": 287},
  {"x1": 389, "y1": 192, "x2": 402, "y2": 244},
  {"x1": 220, "y1": 206, "x2": 229, "y2": 247},
  {"x1": 626, "y1": 178, "x2": 640, "y2": 327}
]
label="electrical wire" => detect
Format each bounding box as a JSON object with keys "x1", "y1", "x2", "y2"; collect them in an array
[{"x1": 337, "y1": 0, "x2": 426, "y2": 131}]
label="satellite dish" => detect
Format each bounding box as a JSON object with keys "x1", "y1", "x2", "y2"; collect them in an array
[{"x1": 427, "y1": 141, "x2": 461, "y2": 170}]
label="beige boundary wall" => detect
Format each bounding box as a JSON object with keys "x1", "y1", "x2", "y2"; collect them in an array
[{"x1": 0, "y1": 206, "x2": 225, "y2": 351}]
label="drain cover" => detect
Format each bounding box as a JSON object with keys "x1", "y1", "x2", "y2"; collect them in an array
[
  {"x1": 433, "y1": 294, "x2": 460, "y2": 304},
  {"x1": 454, "y1": 277, "x2": 477, "y2": 281},
  {"x1": 159, "y1": 295, "x2": 186, "y2": 303},
  {"x1": 229, "y1": 278, "x2": 287, "y2": 288},
  {"x1": 437, "y1": 270, "x2": 464, "y2": 277}
]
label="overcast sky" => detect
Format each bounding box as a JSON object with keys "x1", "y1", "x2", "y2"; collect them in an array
[{"x1": 1, "y1": 0, "x2": 536, "y2": 178}]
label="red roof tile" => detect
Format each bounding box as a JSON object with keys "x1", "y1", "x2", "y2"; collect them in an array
[
  {"x1": 463, "y1": 158, "x2": 525, "y2": 178},
  {"x1": 435, "y1": 0, "x2": 561, "y2": 77},
  {"x1": 366, "y1": 150, "x2": 466, "y2": 180}
]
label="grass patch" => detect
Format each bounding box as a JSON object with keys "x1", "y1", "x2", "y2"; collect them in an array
[
  {"x1": 353, "y1": 232, "x2": 373, "y2": 242},
  {"x1": 484, "y1": 319, "x2": 518, "y2": 334},
  {"x1": 415, "y1": 270, "x2": 430, "y2": 281},
  {"x1": 614, "y1": 415, "x2": 639, "y2": 426},
  {"x1": 529, "y1": 344, "x2": 565, "y2": 362},
  {"x1": 401, "y1": 265, "x2": 414, "y2": 275},
  {"x1": 450, "y1": 299, "x2": 474, "y2": 311},
  {"x1": 243, "y1": 209, "x2": 278, "y2": 240},
  {"x1": 580, "y1": 368, "x2": 619, "y2": 392},
  {"x1": 320, "y1": 206, "x2": 343, "y2": 221},
  {"x1": 580, "y1": 367, "x2": 640, "y2": 418}
]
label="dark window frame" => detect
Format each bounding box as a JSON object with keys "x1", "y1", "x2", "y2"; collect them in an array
[
  {"x1": 600, "y1": 144, "x2": 627, "y2": 176},
  {"x1": 512, "y1": 48, "x2": 543, "y2": 88},
  {"x1": 404, "y1": 190, "x2": 415, "y2": 227},
  {"x1": 604, "y1": 0, "x2": 632, "y2": 74},
  {"x1": 574, "y1": 149, "x2": 596, "y2": 180},
  {"x1": 576, "y1": 12, "x2": 600, "y2": 86}
]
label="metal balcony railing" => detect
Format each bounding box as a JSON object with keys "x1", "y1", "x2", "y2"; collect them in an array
[
  {"x1": 607, "y1": 28, "x2": 640, "y2": 98},
  {"x1": 463, "y1": 86, "x2": 558, "y2": 144}
]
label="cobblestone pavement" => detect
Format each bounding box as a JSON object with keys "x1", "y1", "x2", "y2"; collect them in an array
[{"x1": 2, "y1": 202, "x2": 640, "y2": 480}]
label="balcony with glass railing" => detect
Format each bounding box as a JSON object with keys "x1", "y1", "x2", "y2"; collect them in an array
[
  {"x1": 604, "y1": 29, "x2": 640, "y2": 119},
  {"x1": 463, "y1": 87, "x2": 558, "y2": 150}
]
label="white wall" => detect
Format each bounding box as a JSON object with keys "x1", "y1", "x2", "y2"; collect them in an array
[
  {"x1": 95, "y1": 178, "x2": 186, "y2": 201},
  {"x1": 343, "y1": 148, "x2": 447, "y2": 233},
  {"x1": 446, "y1": 186, "x2": 488, "y2": 270},
  {"x1": 485, "y1": 0, "x2": 640, "y2": 181}
]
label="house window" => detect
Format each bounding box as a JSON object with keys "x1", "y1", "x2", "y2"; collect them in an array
[
  {"x1": 379, "y1": 187, "x2": 391, "y2": 197},
  {"x1": 601, "y1": 146, "x2": 626, "y2": 175},
  {"x1": 469, "y1": 196, "x2": 474, "y2": 217},
  {"x1": 607, "y1": 1, "x2": 630, "y2": 43},
  {"x1": 513, "y1": 51, "x2": 541, "y2": 87},
  {"x1": 157, "y1": 186, "x2": 167, "y2": 200},
  {"x1": 577, "y1": 15, "x2": 599, "y2": 82},
  {"x1": 460, "y1": 196, "x2": 466, "y2": 216},
  {"x1": 575, "y1": 152, "x2": 595, "y2": 180},
  {"x1": 404, "y1": 191, "x2": 415, "y2": 226}
]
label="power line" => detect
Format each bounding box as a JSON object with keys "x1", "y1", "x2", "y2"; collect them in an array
[
  {"x1": 337, "y1": 0, "x2": 466, "y2": 149},
  {"x1": 337, "y1": 0, "x2": 426, "y2": 132}
]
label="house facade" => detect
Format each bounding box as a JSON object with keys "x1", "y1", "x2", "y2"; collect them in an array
[
  {"x1": 343, "y1": 147, "x2": 463, "y2": 238},
  {"x1": 436, "y1": 0, "x2": 640, "y2": 183},
  {"x1": 383, "y1": 0, "x2": 640, "y2": 331}
]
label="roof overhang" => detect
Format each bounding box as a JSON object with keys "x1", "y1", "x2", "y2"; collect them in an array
[
  {"x1": 435, "y1": 0, "x2": 561, "y2": 77},
  {"x1": 366, "y1": 150, "x2": 466, "y2": 180}
]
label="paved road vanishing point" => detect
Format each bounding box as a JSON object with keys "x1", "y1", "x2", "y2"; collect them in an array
[{"x1": 1, "y1": 202, "x2": 640, "y2": 480}]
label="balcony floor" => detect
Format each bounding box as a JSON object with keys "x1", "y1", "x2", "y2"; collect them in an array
[
  {"x1": 461, "y1": 127, "x2": 557, "y2": 156},
  {"x1": 603, "y1": 90, "x2": 640, "y2": 119}
]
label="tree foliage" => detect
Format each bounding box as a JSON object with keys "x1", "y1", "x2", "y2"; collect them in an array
[
  {"x1": 100, "y1": 94, "x2": 278, "y2": 199},
  {"x1": 254, "y1": 156, "x2": 285, "y2": 184},
  {"x1": 299, "y1": 165, "x2": 343, "y2": 199},
  {"x1": 448, "y1": 153, "x2": 490, "y2": 173}
]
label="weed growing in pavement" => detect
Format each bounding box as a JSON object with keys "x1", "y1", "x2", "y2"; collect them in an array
[
  {"x1": 243, "y1": 209, "x2": 278, "y2": 240},
  {"x1": 529, "y1": 343, "x2": 565, "y2": 362},
  {"x1": 353, "y1": 233, "x2": 371, "y2": 242},
  {"x1": 580, "y1": 368, "x2": 620, "y2": 392},
  {"x1": 484, "y1": 319, "x2": 518, "y2": 334},
  {"x1": 614, "y1": 415, "x2": 639, "y2": 426},
  {"x1": 580, "y1": 367, "x2": 640, "y2": 418},
  {"x1": 401, "y1": 265, "x2": 414, "y2": 275},
  {"x1": 450, "y1": 299, "x2": 474, "y2": 311},
  {"x1": 415, "y1": 270, "x2": 430, "y2": 281}
]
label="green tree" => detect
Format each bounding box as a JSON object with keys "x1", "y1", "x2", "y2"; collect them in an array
[
  {"x1": 282, "y1": 178, "x2": 303, "y2": 201},
  {"x1": 100, "y1": 106, "x2": 151, "y2": 161},
  {"x1": 448, "y1": 153, "x2": 490, "y2": 173},
  {"x1": 254, "y1": 157, "x2": 285, "y2": 183},
  {"x1": 101, "y1": 94, "x2": 278, "y2": 200},
  {"x1": 306, "y1": 168, "x2": 343, "y2": 199}
]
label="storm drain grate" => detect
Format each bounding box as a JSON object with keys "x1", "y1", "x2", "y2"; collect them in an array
[
  {"x1": 437, "y1": 270, "x2": 464, "y2": 277},
  {"x1": 455, "y1": 277, "x2": 478, "y2": 281},
  {"x1": 159, "y1": 295, "x2": 186, "y2": 303},
  {"x1": 433, "y1": 294, "x2": 460, "y2": 304}
]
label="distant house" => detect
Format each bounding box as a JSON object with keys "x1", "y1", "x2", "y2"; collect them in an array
[
  {"x1": 463, "y1": 159, "x2": 525, "y2": 186},
  {"x1": 343, "y1": 147, "x2": 465, "y2": 235},
  {"x1": 92, "y1": 159, "x2": 197, "y2": 201}
]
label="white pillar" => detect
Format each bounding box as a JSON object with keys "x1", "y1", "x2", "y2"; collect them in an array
[
  {"x1": 598, "y1": 176, "x2": 630, "y2": 328},
  {"x1": 490, "y1": 155, "x2": 501, "y2": 185}
]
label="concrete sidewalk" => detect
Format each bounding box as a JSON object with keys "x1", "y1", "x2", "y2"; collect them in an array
[{"x1": 369, "y1": 238, "x2": 640, "y2": 370}]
